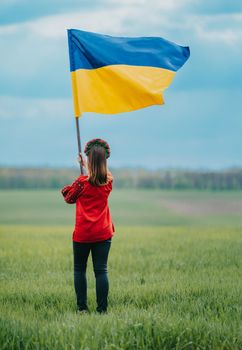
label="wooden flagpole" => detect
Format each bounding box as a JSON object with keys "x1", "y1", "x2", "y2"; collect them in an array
[{"x1": 75, "y1": 117, "x2": 84, "y2": 174}]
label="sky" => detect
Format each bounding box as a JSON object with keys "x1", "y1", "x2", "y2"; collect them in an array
[{"x1": 0, "y1": 0, "x2": 242, "y2": 169}]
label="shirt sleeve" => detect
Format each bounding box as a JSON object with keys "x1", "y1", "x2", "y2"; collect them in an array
[{"x1": 60, "y1": 175, "x2": 85, "y2": 204}]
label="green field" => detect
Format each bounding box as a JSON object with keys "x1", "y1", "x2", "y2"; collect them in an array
[{"x1": 1, "y1": 189, "x2": 242, "y2": 349}]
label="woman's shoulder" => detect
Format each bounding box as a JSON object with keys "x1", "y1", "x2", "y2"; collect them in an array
[
  {"x1": 90, "y1": 172, "x2": 113, "y2": 187},
  {"x1": 107, "y1": 171, "x2": 113, "y2": 182},
  {"x1": 78, "y1": 172, "x2": 113, "y2": 187},
  {"x1": 77, "y1": 174, "x2": 89, "y2": 183}
]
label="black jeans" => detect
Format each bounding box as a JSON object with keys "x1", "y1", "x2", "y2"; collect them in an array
[{"x1": 73, "y1": 238, "x2": 112, "y2": 313}]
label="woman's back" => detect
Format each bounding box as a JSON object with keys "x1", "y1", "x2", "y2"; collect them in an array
[
  {"x1": 61, "y1": 140, "x2": 115, "y2": 243},
  {"x1": 73, "y1": 173, "x2": 115, "y2": 242}
]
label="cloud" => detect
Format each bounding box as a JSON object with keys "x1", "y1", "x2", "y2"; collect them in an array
[
  {"x1": 0, "y1": 89, "x2": 241, "y2": 168},
  {"x1": 0, "y1": 96, "x2": 72, "y2": 119},
  {"x1": 0, "y1": 0, "x2": 241, "y2": 98},
  {"x1": 191, "y1": 0, "x2": 242, "y2": 15},
  {"x1": 192, "y1": 13, "x2": 242, "y2": 45},
  {"x1": 1, "y1": 0, "x2": 242, "y2": 44},
  {"x1": 0, "y1": 3, "x2": 171, "y2": 39},
  {"x1": 2, "y1": 0, "x2": 241, "y2": 29},
  {"x1": 0, "y1": 0, "x2": 241, "y2": 168},
  {"x1": 0, "y1": 0, "x2": 103, "y2": 25}
]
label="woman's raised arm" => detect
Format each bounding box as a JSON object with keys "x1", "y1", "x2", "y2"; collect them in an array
[{"x1": 61, "y1": 176, "x2": 85, "y2": 204}]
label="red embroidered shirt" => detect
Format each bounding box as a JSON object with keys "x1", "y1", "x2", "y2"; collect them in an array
[{"x1": 61, "y1": 173, "x2": 115, "y2": 243}]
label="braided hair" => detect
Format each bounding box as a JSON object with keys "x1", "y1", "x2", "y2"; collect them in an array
[{"x1": 84, "y1": 138, "x2": 110, "y2": 159}]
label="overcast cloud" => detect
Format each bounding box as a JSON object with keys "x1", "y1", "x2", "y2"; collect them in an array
[{"x1": 0, "y1": 0, "x2": 241, "y2": 168}]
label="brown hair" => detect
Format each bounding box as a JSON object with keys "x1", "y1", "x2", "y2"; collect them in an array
[{"x1": 87, "y1": 145, "x2": 109, "y2": 186}]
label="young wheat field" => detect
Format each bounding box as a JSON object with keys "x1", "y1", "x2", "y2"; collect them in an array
[{"x1": 1, "y1": 189, "x2": 242, "y2": 349}]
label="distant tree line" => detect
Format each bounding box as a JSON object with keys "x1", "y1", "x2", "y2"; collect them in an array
[
  {"x1": 0, "y1": 167, "x2": 242, "y2": 190},
  {"x1": 0, "y1": 167, "x2": 80, "y2": 189},
  {"x1": 112, "y1": 167, "x2": 242, "y2": 190}
]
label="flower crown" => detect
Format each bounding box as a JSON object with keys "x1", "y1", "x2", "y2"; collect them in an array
[{"x1": 84, "y1": 138, "x2": 111, "y2": 159}]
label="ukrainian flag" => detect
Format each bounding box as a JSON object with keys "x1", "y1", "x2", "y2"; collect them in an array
[{"x1": 67, "y1": 29, "x2": 190, "y2": 117}]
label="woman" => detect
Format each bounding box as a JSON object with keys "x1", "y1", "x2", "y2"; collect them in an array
[{"x1": 61, "y1": 138, "x2": 115, "y2": 314}]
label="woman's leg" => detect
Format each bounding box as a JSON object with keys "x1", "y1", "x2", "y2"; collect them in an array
[
  {"x1": 72, "y1": 241, "x2": 91, "y2": 311},
  {"x1": 91, "y1": 238, "x2": 112, "y2": 313}
]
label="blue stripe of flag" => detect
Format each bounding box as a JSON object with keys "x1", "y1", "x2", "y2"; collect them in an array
[{"x1": 67, "y1": 29, "x2": 190, "y2": 72}]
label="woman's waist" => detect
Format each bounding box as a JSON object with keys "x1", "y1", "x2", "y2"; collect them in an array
[
  {"x1": 74, "y1": 221, "x2": 114, "y2": 235},
  {"x1": 75, "y1": 208, "x2": 111, "y2": 223}
]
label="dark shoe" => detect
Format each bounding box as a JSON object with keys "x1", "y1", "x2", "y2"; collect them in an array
[
  {"x1": 96, "y1": 309, "x2": 108, "y2": 315},
  {"x1": 76, "y1": 308, "x2": 89, "y2": 315}
]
